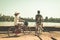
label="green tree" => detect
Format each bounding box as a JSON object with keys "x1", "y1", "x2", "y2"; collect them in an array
[{"x1": 44, "y1": 16, "x2": 48, "y2": 22}]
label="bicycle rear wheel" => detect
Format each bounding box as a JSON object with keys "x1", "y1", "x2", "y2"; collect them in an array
[{"x1": 7, "y1": 27, "x2": 15, "y2": 37}]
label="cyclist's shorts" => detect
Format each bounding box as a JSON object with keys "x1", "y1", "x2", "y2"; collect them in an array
[{"x1": 36, "y1": 22, "x2": 41, "y2": 25}]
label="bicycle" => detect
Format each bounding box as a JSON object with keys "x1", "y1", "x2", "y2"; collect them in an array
[
  {"x1": 7, "y1": 24, "x2": 31, "y2": 37},
  {"x1": 22, "y1": 25, "x2": 31, "y2": 34},
  {"x1": 8, "y1": 24, "x2": 21, "y2": 37}
]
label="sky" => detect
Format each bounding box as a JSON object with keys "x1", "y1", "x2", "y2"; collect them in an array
[{"x1": 0, "y1": 0, "x2": 60, "y2": 19}]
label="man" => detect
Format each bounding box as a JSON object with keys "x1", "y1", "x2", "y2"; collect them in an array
[
  {"x1": 35, "y1": 10, "x2": 43, "y2": 36},
  {"x1": 14, "y1": 12, "x2": 19, "y2": 26},
  {"x1": 14, "y1": 12, "x2": 25, "y2": 36},
  {"x1": 14, "y1": 12, "x2": 20, "y2": 36}
]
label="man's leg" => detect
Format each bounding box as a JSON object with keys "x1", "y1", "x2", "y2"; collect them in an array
[
  {"x1": 35, "y1": 24, "x2": 38, "y2": 36},
  {"x1": 39, "y1": 24, "x2": 43, "y2": 35},
  {"x1": 35, "y1": 24, "x2": 41, "y2": 36},
  {"x1": 39, "y1": 25, "x2": 41, "y2": 34},
  {"x1": 14, "y1": 25, "x2": 19, "y2": 36}
]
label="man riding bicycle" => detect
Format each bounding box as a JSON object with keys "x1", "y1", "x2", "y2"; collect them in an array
[{"x1": 35, "y1": 10, "x2": 43, "y2": 36}]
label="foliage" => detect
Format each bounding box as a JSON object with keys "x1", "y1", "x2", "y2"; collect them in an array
[
  {"x1": 44, "y1": 16, "x2": 60, "y2": 23},
  {"x1": 0, "y1": 14, "x2": 60, "y2": 23},
  {"x1": 0, "y1": 14, "x2": 14, "y2": 22}
]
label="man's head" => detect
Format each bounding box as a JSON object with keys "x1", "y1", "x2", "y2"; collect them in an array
[
  {"x1": 14, "y1": 12, "x2": 20, "y2": 16},
  {"x1": 37, "y1": 10, "x2": 40, "y2": 14}
]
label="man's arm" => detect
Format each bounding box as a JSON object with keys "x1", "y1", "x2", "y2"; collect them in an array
[
  {"x1": 35, "y1": 15, "x2": 37, "y2": 22},
  {"x1": 19, "y1": 18, "x2": 24, "y2": 22},
  {"x1": 41, "y1": 15, "x2": 43, "y2": 22},
  {"x1": 41, "y1": 15, "x2": 44, "y2": 27}
]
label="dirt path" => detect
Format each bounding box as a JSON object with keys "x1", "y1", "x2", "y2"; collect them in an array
[{"x1": 0, "y1": 31, "x2": 60, "y2": 40}]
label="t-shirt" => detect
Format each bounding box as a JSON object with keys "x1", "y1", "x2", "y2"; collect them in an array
[
  {"x1": 35, "y1": 14, "x2": 42, "y2": 24},
  {"x1": 14, "y1": 16, "x2": 19, "y2": 25}
]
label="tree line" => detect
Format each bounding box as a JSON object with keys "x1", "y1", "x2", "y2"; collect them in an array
[
  {"x1": 0, "y1": 14, "x2": 35, "y2": 22},
  {"x1": 44, "y1": 16, "x2": 60, "y2": 23},
  {"x1": 0, "y1": 14, "x2": 60, "y2": 23},
  {"x1": 0, "y1": 14, "x2": 14, "y2": 22}
]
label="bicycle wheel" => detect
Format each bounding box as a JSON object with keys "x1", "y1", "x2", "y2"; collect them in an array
[
  {"x1": 26, "y1": 27, "x2": 31, "y2": 34},
  {"x1": 23, "y1": 26, "x2": 31, "y2": 34},
  {"x1": 7, "y1": 27, "x2": 15, "y2": 37}
]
